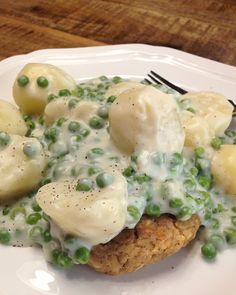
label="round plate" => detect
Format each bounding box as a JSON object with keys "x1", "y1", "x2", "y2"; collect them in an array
[{"x1": 1, "y1": 44, "x2": 236, "y2": 295}]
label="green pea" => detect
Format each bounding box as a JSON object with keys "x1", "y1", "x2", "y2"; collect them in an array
[
  {"x1": 170, "y1": 153, "x2": 183, "y2": 166},
  {"x1": 131, "y1": 152, "x2": 138, "y2": 163},
  {"x1": 204, "y1": 211, "x2": 212, "y2": 220},
  {"x1": 100, "y1": 75, "x2": 108, "y2": 82},
  {"x1": 122, "y1": 166, "x2": 136, "y2": 177},
  {"x1": 169, "y1": 198, "x2": 183, "y2": 208},
  {"x1": 57, "y1": 252, "x2": 73, "y2": 268},
  {"x1": 26, "y1": 213, "x2": 42, "y2": 225},
  {"x1": 108, "y1": 155, "x2": 119, "y2": 162},
  {"x1": 43, "y1": 229, "x2": 52, "y2": 242},
  {"x1": 47, "y1": 158, "x2": 57, "y2": 168},
  {"x1": 88, "y1": 166, "x2": 102, "y2": 176},
  {"x1": 0, "y1": 132, "x2": 10, "y2": 146},
  {"x1": 64, "y1": 234, "x2": 76, "y2": 244},
  {"x1": 96, "y1": 172, "x2": 114, "y2": 188},
  {"x1": 58, "y1": 89, "x2": 71, "y2": 96},
  {"x1": 40, "y1": 177, "x2": 52, "y2": 186},
  {"x1": 29, "y1": 226, "x2": 43, "y2": 241},
  {"x1": 97, "y1": 105, "x2": 109, "y2": 119},
  {"x1": 107, "y1": 95, "x2": 117, "y2": 103},
  {"x1": 68, "y1": 121, "x2": 80, "y2": 132},
  {"x1": 195, "y1": 147, "x2": 205, "y2": 158},
  {"x1": 80, "y1": 128, "x2": 90, "y2": 137},
  {"x1": 89, "y1": 116, "x2": 105, "y2": 129},
  {"x1": 23, "y1": 142, "x2": 38, "y2": 157},
  {"x1": 51, "y1": 249, "x2": 73, "y2": 268},
  {"x1": 201, "y1": 243, "x2": 217, "y2": 260},
  {"x1": 177, "y1": 207, "x2": 192, "y2": 220},
  {"x1": 152, "y1": 152, "x2": 165, "y2": 165},
  {"x1": 38, "y1": 116, "x2": 45, "y2": 125},
  {"x1": 145, "y1": 204, "x2": 160, "y2": 217},
  {"x1": 97, "y1": 83, "x2": 105, "y2": 89},
  {"x1": 32, "y1": 202, "x2": 42, "y2": 212},
  {"x1": 76, "y1": 178, "x2": 93, "y2": 191},
  {"x1": 37, "y1": 76, "x2": 49, "y2": 88},
  {"x1": 134, "y1": 174, "x2": 152, "y2": 184},
  {"x1": 44, "y1": 127, "x2": 58, "y2": 142},
  {"x1": 2, "y1": 206, "x2": 10, "y2": 216},
  {"x1": 0, "y1": 228, "x2": 11, "y2": 244},
  {"x1": 68, "y1": 98, "x2": 79, "y2": 109},
  {"x1": 213, "y1": 203, "x2": 226, "y2": 214},
  {"x1": 231, "y1": 216, "x2": 236, "y2": 227},
  {"x1": 198, "y1": 175, "x2": 211, "y2": 190},
  {"x1": 10, "y1": 207, "x2": 26, "y2": 220},
  {"x1": 17, "y1": 75, "x2": 29, "y2": 87},
  {"x1": 186, "y1": 107, "x2": 196, "y2": 113},
  {"x1": 56, "y1": 117, "x2": 67, "y2": 126},
  {"x1": 184, "y1": 179, "x2": 196, "y2": 191},
  {"x1": 209, "y1": 235, "x2": 224, "y2": 250},
  {"x1": 47, "y1": 94, "x2": 57, "y2": 103},
  {"x1": 190, "y1": 167, "x2": 199, "y2": 176},
  {"x1": 74, "y1": 247, "x2": 90, "y2": 264},
  {"x1": 77, "y1": 87, "x2": 84, "y2": 97},
  {"x1": 71, "y1": 135, "x2": 82, "y2": 143},
  {"x1": 232, "y1": 207, "x2": 236, "y2": 213},
  {"x1": 225, "y1": 130, "x2": 236, "y2": 138},
  {"x1": 211, "y1": 137, "x2": 222, "y2": 150},
  {"x1": 88, "y1": 147, "x2": 104, "y2": 158},
  {"x1": 127, "y1": 205, "x2": 140, "y2": 220},
  {"x1": 200, "y1": 191, "x2": 211, "y2": 200},
  {"x1": 112, "y1": 76, "x2": 122, "y2": 84},
  {"x1": 211, "y1": 218, "x2": 220, "y2": 229},
  {"x1": 224, "y1": 228, "x2": 236, "y2": 245},
  {"x1": 24, "y1": 116, "x2": 35, "y2": 136}
]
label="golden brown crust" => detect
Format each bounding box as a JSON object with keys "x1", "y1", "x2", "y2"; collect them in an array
[{"x1": 89, "y1": 214, "x2": 200, "y2": 275}]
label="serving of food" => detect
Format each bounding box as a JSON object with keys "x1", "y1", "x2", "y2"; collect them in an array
[{"x1": 0, "y1": 58, "x2": 236, "y2": 280}]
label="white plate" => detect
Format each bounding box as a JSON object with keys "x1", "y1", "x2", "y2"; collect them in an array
[{"x1": 0, "y1": 44, "x2": 236, "y2": 295}]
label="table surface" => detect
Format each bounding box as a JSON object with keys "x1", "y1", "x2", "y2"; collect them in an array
[{"x1": 0, "y1": 0, "x2": 235, "y2": 66}]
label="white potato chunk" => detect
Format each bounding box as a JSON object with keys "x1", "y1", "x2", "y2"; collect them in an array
[
  {"x1": 109, "y1": 85, "x2": 185, "y2": 154},
  {"x1": 44, "y1": 98, "x2": 99, "y2": 125},
  {"x1": 181, "y1": 111, "x2": 214, "y2": 148},
  {"x1": 0, "y1": 100, "x2": 27, "y2": 135},
  {"x1": 72, "y1": 100, "x2": 99, "y2": 123},
  {"x1": 181, "y1": 92, "x2": 233, "y2": 136},
  {"x1": 44, "y1": 97, "x2": 69, "y2": 125},
  {"x1": 0, "y1": 135, "x2": 46, "y2": 201},
  {"x1": 105, "y1": 81, "x2": 144, "y2": 98},
  {"x1": 211, "y1": 145, "x2": 236, "y2": 196},
  {"x1": 13, "y1": 63, "x2": 77, "y2": 115},
  {"x1": 36, "y1": 172, "x2": 128, "y2": 245}
]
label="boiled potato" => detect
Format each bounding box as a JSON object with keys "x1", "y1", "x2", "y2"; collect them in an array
[
  {"x1": 109, "y1": 85, "x2": 185, "y2": 154},
  {"x1": 181, "y1": 111, "x2": 214, "y2": 148},
  {"x1": 211, "y1": 145, "x2": 236, "y2": 196},
  {"x1": 105, "y1": 81, "x2": 144, "y2": 98},
  {"x1": 72, "y1": 100, "x2": 99, "y2": 123},
  {"x1": 36, "y1": 172, "x2": 128, "y2": 245},
  {"x1": 181, "y1": 92, "x2": 233, "y2": 136},
  {"x1": 0, "y1": 100, "x2": 27, "y2": 135},
  {"x1": 13, "y1": 63, "x2": 77, "y2": 115},
  {"x1": 0, "y1": 134, "x2": 46, "y2": 201},
  {"x1": 44, "y1": 97, "x2": 69, "y2": 125},
  {"x1": 44, "y1": 98, "x2": 99, "y2": 125}
]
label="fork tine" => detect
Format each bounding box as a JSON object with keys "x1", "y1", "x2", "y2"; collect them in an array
[
  {"x1": 147, "y1": 74, "x2": 162, "y2": 86},
  {"x1": 144, "y1": 78, "x2": 152, "y2": 84},
  {"x1": 150, "y1": 70, "x2": 187, "y2": 94}
]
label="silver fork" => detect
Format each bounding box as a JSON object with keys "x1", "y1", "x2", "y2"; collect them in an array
[{"x1": 145, "y1": 70, "x2": 236, "y2": 114}]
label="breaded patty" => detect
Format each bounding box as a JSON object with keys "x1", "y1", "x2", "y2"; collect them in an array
[{"x1": 89, "y1": 214, "x2": 200, "y2": 275}]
